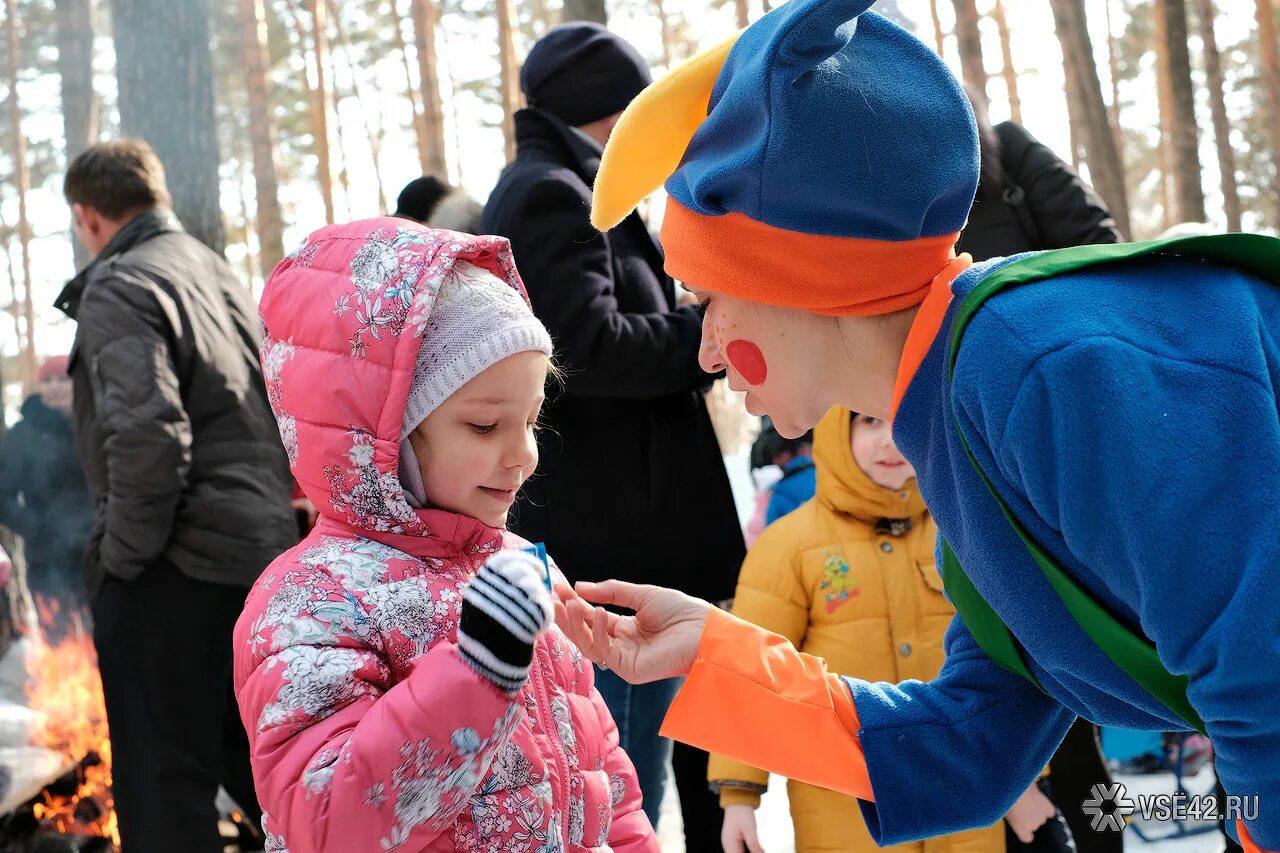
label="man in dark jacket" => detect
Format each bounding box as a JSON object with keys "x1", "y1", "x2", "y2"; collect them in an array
[
  {"x1": 55, "y1": 139, "x2": 295, "y2": 852},
  {"x1": 956, "y1": 90, "x2": 1122, "y2": 260},
  {"x1": 0, "y1": 355, "x2": 94, "y2": 620},
  {"x1": 482, "y1": 24, "x2": 746, "y2": 840}
]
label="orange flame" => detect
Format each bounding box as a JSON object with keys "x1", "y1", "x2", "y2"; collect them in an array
[{"x1": 24, "y1": 596, "x2": 119, "y2": 847}]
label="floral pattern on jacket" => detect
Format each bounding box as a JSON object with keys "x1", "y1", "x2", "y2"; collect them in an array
[{"x1": 235, "y1": 220, "x2": 656, "y2": 853}]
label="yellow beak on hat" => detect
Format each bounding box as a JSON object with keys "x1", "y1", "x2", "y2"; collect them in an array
[{"x1": 590, "y1": 30, "x2": 742, "y2": 231}]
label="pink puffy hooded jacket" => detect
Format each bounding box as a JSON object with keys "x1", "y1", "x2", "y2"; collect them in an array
[{"x1": 233, "y1": 219, "x2": 656, "y2": 853}]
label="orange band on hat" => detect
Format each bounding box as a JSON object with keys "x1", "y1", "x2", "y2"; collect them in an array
[{"x1": 660, "y1": 197, "x2": 960, "y2": 317}]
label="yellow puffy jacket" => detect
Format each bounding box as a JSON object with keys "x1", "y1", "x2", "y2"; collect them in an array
[{"x1": 709, "y1": 408, "x2": 1004, "y2": 853}]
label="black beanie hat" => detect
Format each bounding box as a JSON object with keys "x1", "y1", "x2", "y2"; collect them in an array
[
  {"x1": 520, "y1": 22, "x2": 652, "y2": 128},
  {"x1": 394, "y1": 175, "x2": 450, "y2": 222}
]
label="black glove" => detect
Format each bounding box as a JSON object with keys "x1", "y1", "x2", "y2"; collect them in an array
[{"x1": 458, "y1": 551, "x2": 554, "y2": 694}]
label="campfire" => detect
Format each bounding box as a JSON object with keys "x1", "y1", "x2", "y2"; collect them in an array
[
  {"x1": 0, "y1": 597, "x2": 257, "y2": 852},
  {"x1": 18, "y1": 597, "x2": 119, "y2": 849}
]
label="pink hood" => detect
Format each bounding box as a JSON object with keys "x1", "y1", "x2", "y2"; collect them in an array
[{"x1": 259, "y1": 219, "x2": 530, "y2": 553}]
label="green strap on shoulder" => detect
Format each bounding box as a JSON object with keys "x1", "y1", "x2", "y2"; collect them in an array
[{"x1": 940, "y1": 232, "x2": 1280, "y2": 736}]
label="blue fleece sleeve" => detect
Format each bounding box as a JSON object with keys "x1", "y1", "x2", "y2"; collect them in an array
[
  {"x1": 847, "y1": 614, "x2": 1073, "y2": 844},
  {"x1": 999, "y1": 338, "x2": 1280, "y2": 850}
]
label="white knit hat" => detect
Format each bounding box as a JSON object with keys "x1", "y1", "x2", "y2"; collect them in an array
[{"x1": 398, "y1": 259, "x2": 553, "y2": 507}]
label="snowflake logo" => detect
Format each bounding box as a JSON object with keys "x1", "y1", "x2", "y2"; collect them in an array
[{"x1": 1082, "y1": 783, "x2": 1135, "y2": 832}]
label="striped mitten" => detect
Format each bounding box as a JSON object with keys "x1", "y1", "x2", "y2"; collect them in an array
[{"x1": 458, "y1": 551, "x2": 554, "y2": 694}]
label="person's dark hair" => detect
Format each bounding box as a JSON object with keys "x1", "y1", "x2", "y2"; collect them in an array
[
  {"x1": 750, "y1": 416, "x2": 814, "y2": 471},
  {"x1": 394, "y1": 175, "x2": 451, "y2": 222},
  {"x1": 963, "y1": 84, "x2": 1005, "y2": 201},
  {"x1": 64, "y1": 138, "x2": 168, "y2": 220}
]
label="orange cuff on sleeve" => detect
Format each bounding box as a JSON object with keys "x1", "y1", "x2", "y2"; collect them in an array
[
  {"x1": 1239, "y1": 820, "x2": 1273, "y2": 853},
  {"x1": 660, "y1": 608, "x2": 874, "y2": 802}
]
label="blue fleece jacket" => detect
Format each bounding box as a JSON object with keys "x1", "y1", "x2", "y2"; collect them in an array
[{"x1": 847, "y1": 253, "x2": 1280, "y2": 848}]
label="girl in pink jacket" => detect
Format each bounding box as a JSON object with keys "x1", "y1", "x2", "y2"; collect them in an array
[{"x1": 233, "y1": 219, "x2": 657, "y2": 853}]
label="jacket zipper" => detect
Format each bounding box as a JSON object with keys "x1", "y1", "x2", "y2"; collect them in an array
[{"x1": 528, "y1": 642, "x2": 572, "y2": 848}]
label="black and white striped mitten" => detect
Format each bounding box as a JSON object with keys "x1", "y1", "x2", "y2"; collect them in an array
[{"x1": 458, "y1": 551, "x2": 554, "y2": 694}]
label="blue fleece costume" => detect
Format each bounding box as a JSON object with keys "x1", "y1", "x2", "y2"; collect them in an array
[{"x1": 849, "y1": 253, "x2": 1280, "y2": 846}]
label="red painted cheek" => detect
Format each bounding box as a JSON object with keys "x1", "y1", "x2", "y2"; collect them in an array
[{"x1": 726, "y1": 339, "x2": 768, "y2": 385}]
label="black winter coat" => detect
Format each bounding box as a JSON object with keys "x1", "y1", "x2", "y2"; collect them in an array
[
  {"x1": 55, "y1": 210, "x2": 296, "y2": 594},
  {"x1": 957, "y1": 121, "x2": 1122, "y2": 262},
  {"x1": 0, "y1": 394, "x2": 93, "y2": 581},
  {"x1": 482, "y1": 109, "x2": 745, "y2": 601}
]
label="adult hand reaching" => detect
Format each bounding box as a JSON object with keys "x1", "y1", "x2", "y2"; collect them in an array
[{"x1": 553, "y1": 580, "x2": 711, "y2": 683}]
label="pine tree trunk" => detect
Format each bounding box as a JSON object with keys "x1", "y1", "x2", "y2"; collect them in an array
[
  {"x1": 928, "y1": 0, "x2": 945, "y2": 55},
  {"x1": 1104, "y1": 0, "x2": 1124, "y2": 154},
  {"x1": 734, "y1": 0, "x2": 749, "y2": 28},
  {"x1": 1160, "y1": 0, "x2": 1207, "y2": 222},
  {"x1": 950, "y1": 0, "x2": 987, "y2": 98},
  {"x1": 330, "y1": 0, "x2": 390, "y2": 212},
  {"x1": 333, "y1": 104, "x2": 353, "y2": 221},
  {"x1": 1257, "y1": 0, "x2": 1280, "y2": 225},
  {"x1": 305, "y1": 0, "x2": 335, "y2": 224},
  {"x1": 1154, "y1": 0, "x2": 1175, "y2": 229},
  {"x1": 54, "y1": 0, "x2": 96, "y2": 271},
  {"x1": 1195, "y1": 0, "x2": 1241, "y2": 231},
  {"x1": 1, "y1": 209, "x2": 22, "y2": 355},
  {"x1": 5, "y1": 0, "x2": 37, "y2": 390},
  {"x1": 1049, "y1": 0, "x2": 1131, "y2": 237},
  {"x1": 391, "y1": 0, "x2": 431, "y2": 175},
  {"x1": 232, "y1": 135, "x2": 257, "y2": 285},
  {"x1": 496, "y1": 0, "x2": 519, "y2": 162},
  {"x1": 110, "y1": 0, "x2": 225, "y2": 253},
  {"x1": 1156, "y1": 117, "x2": 1173, "y2": 231},
  {"x1": 654, "y1": 0, "x2": 672, "y2": 67},
  {"x1": 443, "y1": 26, "x2": 467, "y2": 188},
  {"x1": 560, "y1": 0, "x2": 606, "y2": 25},
  {"x1": 317, "y1": 4, "x2": 352, "y2": 219},
  {"x1": 411, "y1": 0, "x2": 448, "y2": 177},
  {"x1": 1063, "y1": 53, "x2": 1085, "y2": 170},
  {"x1": 237, "y1": 0, "x2": 286, "y2": 270},
  {"x1": 991, "y1": 0, "x2": 1021, "y2": 124}
]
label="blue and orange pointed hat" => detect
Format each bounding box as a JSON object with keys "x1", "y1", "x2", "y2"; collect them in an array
[{"x1": 591, "y1": 0, "x2": 979, "y2": 316}]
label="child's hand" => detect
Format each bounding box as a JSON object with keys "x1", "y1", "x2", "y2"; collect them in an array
[
  {"x1": 721, "y1": 803, "x2": 764, "y2": 853},
  {"x1": 459, "y1": 551, "x2": 555, "y2": 694},
  {"x1": 1004, "y1": 782, "x2": 1058, "y2": 844}
]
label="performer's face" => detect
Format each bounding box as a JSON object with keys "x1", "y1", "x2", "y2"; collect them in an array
[
  {"x1": 691, "y1": 286, "x2": 919, "y2": 432},
  {"x1": 691, "y1": 288, "x2": 836, "y2": 438}
]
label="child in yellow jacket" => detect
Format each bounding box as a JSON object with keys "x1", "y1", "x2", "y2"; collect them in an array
[{"x1": 711, "y1": 408, "x2": 1026, "y2": 853}]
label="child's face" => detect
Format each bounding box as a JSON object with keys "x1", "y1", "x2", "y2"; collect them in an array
[
  {"x1": 850, "y1": 413, "x2": 916, "y2": 490},
  {"x1": 692, "y1": 288, "x2": 837, "y2": 439},
  {"x1": 408, "y1": 351, "x2": 547, "y2": 528}
]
